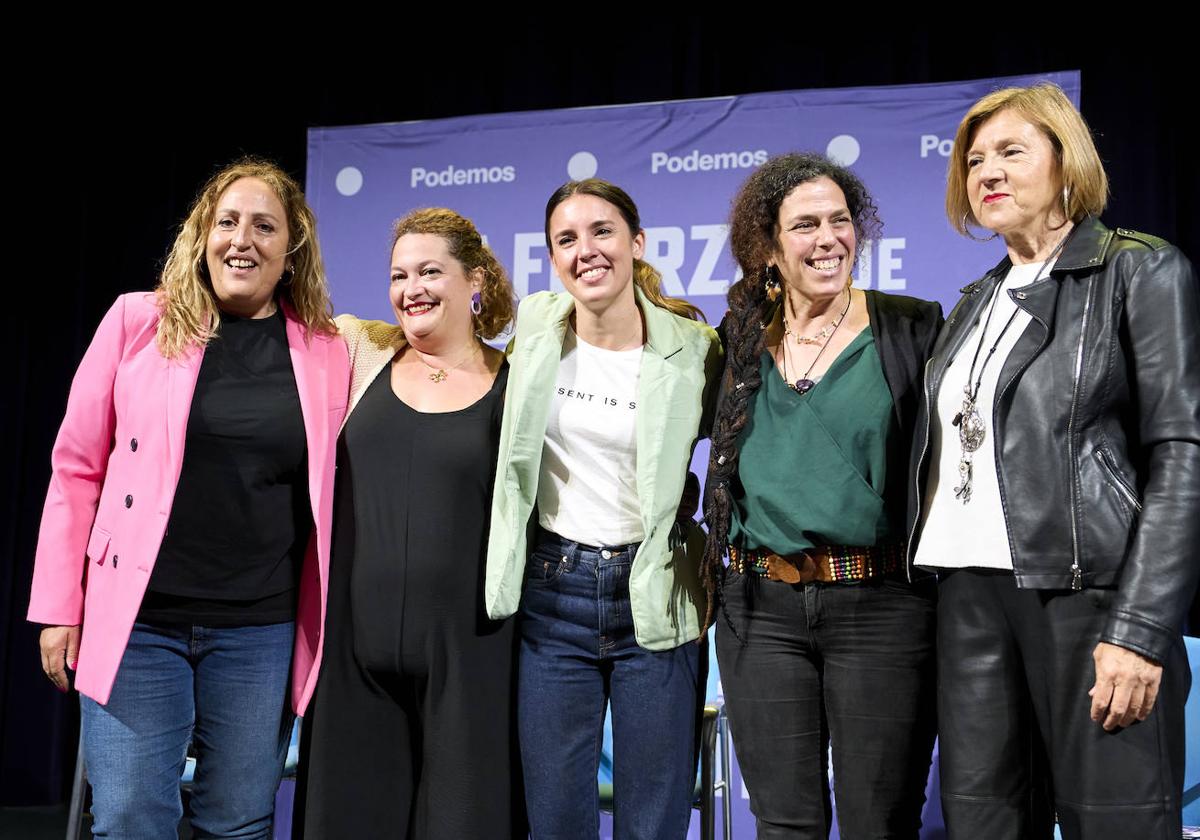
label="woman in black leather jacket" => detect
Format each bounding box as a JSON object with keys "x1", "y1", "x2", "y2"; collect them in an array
[{"x1": 910, "y1": 82, "x2": 1199, "y2": 839}]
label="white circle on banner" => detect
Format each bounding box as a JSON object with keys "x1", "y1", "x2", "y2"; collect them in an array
[
  {"x1": 567, "y1": 152, "x2": 598, "y2": 180},
  {"x1": 826, "y1": 135, "x2": 861, "y2": 167},
  {"x1": 336, "y1": 166, "x2": 363, "y2": 196}
]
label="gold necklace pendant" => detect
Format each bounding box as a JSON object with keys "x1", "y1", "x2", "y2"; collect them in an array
[
  {"x1": 793, "y1": 325, "x2": 835, "y2": 346},
  {"x1": 416, "y1": 342, "x2": 480, "y2": 384},
  {"x1": 783, "y1": 290, "x2": 849, "y2": 346}
]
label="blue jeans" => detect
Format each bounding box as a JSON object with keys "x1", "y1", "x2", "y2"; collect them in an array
[
  {"x1": 518, "y1": 531, "x2": 703, "y2": 840},
  {"x1": 81, "y1": 621, "x2": 295, "y2": 839}
]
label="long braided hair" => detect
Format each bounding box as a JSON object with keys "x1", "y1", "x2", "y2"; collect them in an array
[{"x1": 699, "y1": 152, "x2": 882, "y2": 635}]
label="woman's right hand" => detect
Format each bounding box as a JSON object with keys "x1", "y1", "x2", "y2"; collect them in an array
[{"x1": 39, "y1": 625, "x2": 80, "y2": 693}]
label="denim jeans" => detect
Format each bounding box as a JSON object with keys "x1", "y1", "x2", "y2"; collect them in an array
[
  {"x1": 715, "y1": 569, "x2": 937, "y2": 839},
  {"x1": 518, "y1": 530, "x2": 704, "y2": 840},
  {"x1": 81, "y1": 621, "x2": 295, "y2": 839}
]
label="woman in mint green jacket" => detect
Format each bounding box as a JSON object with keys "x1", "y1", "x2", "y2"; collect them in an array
[{"x1": 485, "y1": 179, "x2": 721, "y2": 839}]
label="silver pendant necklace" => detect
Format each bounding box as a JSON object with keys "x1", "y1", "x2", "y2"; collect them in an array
[{"x1": 952, "y1": 236, "x2": 1068, "y2": 503}]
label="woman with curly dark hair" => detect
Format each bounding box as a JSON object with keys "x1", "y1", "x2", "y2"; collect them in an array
[{"x1": 702, "y1": 153, "x2": 942, "y2": 838}]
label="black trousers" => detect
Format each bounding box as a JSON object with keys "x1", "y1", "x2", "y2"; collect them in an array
[
  {"x1": 716, "y1": 570, "x2": 938, "y2": 839},
  {"x1": 937, "y1": 569, "x2": 1188, "y2": 840}
]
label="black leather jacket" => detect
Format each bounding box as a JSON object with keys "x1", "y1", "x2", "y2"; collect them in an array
[{"x1": 908, "y1": 218, "x2": 1200, "y2": 663}]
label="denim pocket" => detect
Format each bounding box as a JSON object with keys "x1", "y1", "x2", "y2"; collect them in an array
[{"x1": 525, "y1": 550, "x2": 570, "y2": 588}]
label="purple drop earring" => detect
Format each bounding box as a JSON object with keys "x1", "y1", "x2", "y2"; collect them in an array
[{"x1": 470, "y1": 292, "x2": 482, "y2": 315}]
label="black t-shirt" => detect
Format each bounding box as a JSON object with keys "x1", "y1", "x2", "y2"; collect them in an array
[{"x1": 138, "y1": 307, "x2": 309, "y2": 626}]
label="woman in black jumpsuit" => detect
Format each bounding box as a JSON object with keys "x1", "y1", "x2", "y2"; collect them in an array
[{"x1": 295, "y1": 209, "x2": 523, "y2": 839}]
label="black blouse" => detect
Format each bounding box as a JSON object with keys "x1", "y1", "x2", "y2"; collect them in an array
[{"x1": 139, "y1": 307, "x2": 309, "y2": 627}]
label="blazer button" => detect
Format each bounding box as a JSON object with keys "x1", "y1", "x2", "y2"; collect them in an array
[
  {"x1": 111, "y1": 555, "x2": 119, "y2": 569},
  {"x1": 125, "y1": 495, "x2": 133, "y2": 508},
  {"x1": 130, "y1": 438, "x2": 138, "y2": 452}
]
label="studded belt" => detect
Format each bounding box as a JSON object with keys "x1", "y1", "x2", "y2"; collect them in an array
[{"x1": 727, "y1": 543, "x2": 903, "y2": 584}]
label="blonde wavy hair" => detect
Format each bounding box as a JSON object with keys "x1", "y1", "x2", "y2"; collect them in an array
[
  {"x1": 155, "y1": 157, "x2": 335, "y2": 357},
  {"x1": 391, "y1": 208, "x2": 516, "y2": 340},
  {"x1": 544, "y1": 179, "x2": 706, "y2": 322}
]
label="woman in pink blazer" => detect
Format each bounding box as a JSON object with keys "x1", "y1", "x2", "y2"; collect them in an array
[{"x1": 28, "y1": 158, "x2": 349, "y2": 839}]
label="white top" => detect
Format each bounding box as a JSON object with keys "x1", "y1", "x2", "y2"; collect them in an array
[
  {"x1": 915, "y1": 259, "x2": 1055, "y2": 570},
  {"x1": 538, "y1": 327, "x2": 645, "y2": 546}
]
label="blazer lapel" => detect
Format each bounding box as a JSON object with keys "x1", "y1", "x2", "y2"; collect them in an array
[
  {"x1": 635, "y1": 292, "x2": 685, "y2": 535},
  {"x1": 166, "y1": 344, "x2": 204, "y2": 481},
  {"x1": 508, "y1": 295, "x2": 574, "y2": 478},
  {"x1": 286, "y1": 315, "x2": 326, "y2": 512}
]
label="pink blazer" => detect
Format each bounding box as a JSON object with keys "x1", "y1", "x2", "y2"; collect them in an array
[{"x1": 27, "y1": 293, "x2": 349, "y2": 714}]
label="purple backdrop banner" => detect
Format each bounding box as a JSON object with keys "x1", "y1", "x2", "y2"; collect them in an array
[
  {"x1": 308, "y1": 70, "x2": 1078, "y2": 325},
  {"x1": 305, "y1": 70, "x2": 1080, "y2": 840}
]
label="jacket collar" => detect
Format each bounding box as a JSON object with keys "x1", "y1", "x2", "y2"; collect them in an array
[
  {"x1": 960, "y1": 217, "x2": 1112, "y2": 294},
  {"x1": 1052, "y1": 217, "x2": 1111, "y2": 273},
  {"x1": 529, "y1": 285, "x2": 686, "y2": 359}
]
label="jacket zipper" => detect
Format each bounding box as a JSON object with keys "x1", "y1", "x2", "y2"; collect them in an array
[
  {"x1": 905, "y1": 355, "x2": 936, "y2": 583},
  {"x1": 1095, "y1": 448, "x2": 1142, "y2": 513},
  {"x1": 1064, "y1": 275, "x2": 1096, "y2": 590}
]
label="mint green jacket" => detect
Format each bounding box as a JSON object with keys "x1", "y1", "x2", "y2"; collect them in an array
[{"x1": 484, "y1": 289, "x2": 722, "y2": 650}]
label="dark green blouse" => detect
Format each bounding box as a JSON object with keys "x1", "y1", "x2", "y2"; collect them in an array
[{"x1": 728, "y1": 328, "x2": 897, "y2": 552}]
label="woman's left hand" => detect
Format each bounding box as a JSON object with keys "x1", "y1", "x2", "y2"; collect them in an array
[
  {"x1": 39, "y1": 625, "x2": 80, "y2": 693},
  {"x1": 1089, "y1": 641, "x2": 1163, "y2": 731}
]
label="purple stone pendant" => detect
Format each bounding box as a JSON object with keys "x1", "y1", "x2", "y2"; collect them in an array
[{"x1": 792, "y1": 378, "x2": 815, "y2": 394}]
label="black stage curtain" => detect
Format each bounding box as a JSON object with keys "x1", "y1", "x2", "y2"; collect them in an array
[{"x1": 3, "y1": 31, "x2": 1191, "y2": 804}]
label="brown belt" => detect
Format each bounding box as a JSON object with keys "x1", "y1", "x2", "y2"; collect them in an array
[{"x1": 727, "y1": 543, "x2": 903, "y2": 584}]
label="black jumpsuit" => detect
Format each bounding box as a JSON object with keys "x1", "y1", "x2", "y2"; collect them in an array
[{"x1": 295, "y1": 362, "x2": 523, "y2": 839}]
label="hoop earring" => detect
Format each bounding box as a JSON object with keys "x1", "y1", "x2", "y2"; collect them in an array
[
  {"x1": 1062, "y1": 186, "x2": 1071, "y2": 221},
  {"x1": 470, "y1": 291, "x2": 482, "y2": 316},
  {"x1": 961, "y1": 214, "x2": 998, "y2": 243},
  {"x1": 280, "y1": 265, "x2": 295, "y2": 286}
]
